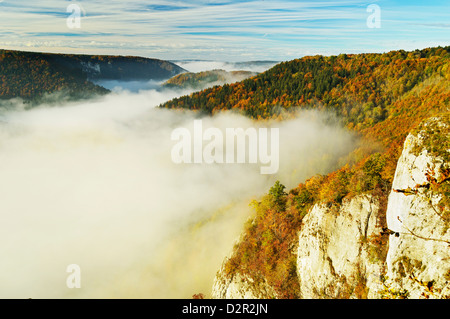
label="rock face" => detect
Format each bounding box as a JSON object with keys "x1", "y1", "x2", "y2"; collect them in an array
[
  {"x1": 212, "y1": 115, "x2": 450, "y2": 299},
  {"x1": 212, "y1": 267, "x2": 276, "y2": 299},
  {"x1": 384, "y1": 118, "x2": 450, "y2": 299},
  {"x1": 212, "y1": 194, "x2": 388, "y2": 299},
  {"x1": 296, "y1": 195, "x2": 386, "y2": 298}
]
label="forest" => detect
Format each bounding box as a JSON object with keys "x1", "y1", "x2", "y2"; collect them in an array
[
  {"x1": 163, "y1": 69, "x2": 257, "y2": 90},
  {"x1": 0, "y1": 49, "x2": 108, "y2": 101},
  {"x1": 0, "y1": 49, "x2": 185, "y2": 102}
]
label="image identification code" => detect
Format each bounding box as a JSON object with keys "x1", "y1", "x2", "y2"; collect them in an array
[{"x1": 182, "y1": 303, "x2": 268, "y2": 316}]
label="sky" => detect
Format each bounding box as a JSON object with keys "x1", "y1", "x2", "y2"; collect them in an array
[{"x1": 0, "y1": 0, "x2": 449, "y2": 62}]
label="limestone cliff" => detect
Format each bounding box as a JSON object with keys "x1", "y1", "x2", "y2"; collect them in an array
[
  {"x1": 212, "y1": 193, "x2": 388, "y2": 299},
  {"x1": 296, "y1": 195, "x2": 386, "y2": 298},
  {"x1": 384, "y1": 115, "x2": 450, "y2": 299},
  {"x1": 212, "y1": 114, "x2": 450, "y2": 299},
  {"x1": 212, "y1": 267, "x2": 277, "y2": 299}
]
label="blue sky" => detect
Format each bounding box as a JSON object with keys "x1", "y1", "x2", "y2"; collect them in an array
[{"x1": 0, "y1": 0, "x2": 449, "y2": 61}]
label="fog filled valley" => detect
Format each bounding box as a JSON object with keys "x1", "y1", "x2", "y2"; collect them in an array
[
  {"x1": 0, "y1": 63, "x2": 359, "y2": 298},
  {"x1": 1, "y1": 0, "x2": 449, "y2": 302},
  {"x1": 1, "y1": 42, "x2": 450, "y2": 300}
]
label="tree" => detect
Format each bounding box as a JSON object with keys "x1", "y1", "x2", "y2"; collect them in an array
[{"x1": 268, "y1": 180, "x2": 287, "y2": 212}]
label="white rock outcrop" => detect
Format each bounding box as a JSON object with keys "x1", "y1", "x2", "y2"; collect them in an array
[
  {"x1": 212, "y1": 194, "x2": 387, "y2": 299},
  {"x1": 385, "y1": 124, "x2": 450, "y2": 299},
  {"x1": 296, "y1": 195, "x2": 385, "y2": 298},
  {"x1": 212, "y1": 264, "x2": 276, "y2": 299}
]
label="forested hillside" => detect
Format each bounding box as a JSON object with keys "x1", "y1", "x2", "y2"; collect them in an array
[
  {"x1": 161, "y1": 46, "x2": 450, "y2": 298},
  {"x1": 0, "y1": 49, "x2": 185, "y2": 102},
  {"x1": 161, "y1": 47, "x2": 449, "y2": 126},
  {"x1": 163, "y1": 69, "x2": 257, "y2": 90},
  {"x1": 0, "y1": 50, "x2": 107, "y2": 101}
]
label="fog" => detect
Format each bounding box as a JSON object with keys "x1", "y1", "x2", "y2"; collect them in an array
[
  {"x1": 0, "y1": 84, "x2": 357, "y2": 298},
  {"x1": 90, "y1": 61, "x2": 279, "y2": 95},
  {"x1": 172, "y1": 60, "x2": 279, "y2": 73},
  {"x1": 92, "y1": 79, "x2": 164, "y2": 93}
]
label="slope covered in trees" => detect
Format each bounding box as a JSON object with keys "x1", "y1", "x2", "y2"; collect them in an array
[
  {"x1": 0, "y1": 50, "x2": 107, "y2": 101},
  {"x1": 163, "y1": 69, "x2": 257, "y2": 90},
  {"x1": 160, "y1": 46, "x2": 450, "y2": 298},
  {"x1": 161, "y1": 47, "x2": 449, "y2": 127},
  {"x1": 0, "y1": 49, "x2": 185, "y2": 102}
]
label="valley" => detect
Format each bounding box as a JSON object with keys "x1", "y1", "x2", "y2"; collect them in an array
[{"x1": 0, "y1": 46, "x2": 449, "y2": 299}]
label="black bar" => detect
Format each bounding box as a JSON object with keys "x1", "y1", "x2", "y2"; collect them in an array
[{"x1": 0, "y1": 299, "x2": 445, "y2": 317}]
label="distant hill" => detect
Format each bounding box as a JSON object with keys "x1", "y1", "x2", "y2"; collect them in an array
[
  {"x1": 163, "y1": 69, "x2": 258, "y2": 90},
  {"x1": 170, "y1": 60, "x2": 278, "y2": 73},
  {"x1": 0, "y1": 49, "x2": 186, "y2": 102}
]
